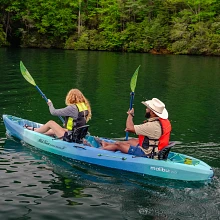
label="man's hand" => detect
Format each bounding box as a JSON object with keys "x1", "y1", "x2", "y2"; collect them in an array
[
  {"x1": 127, "y1": 108, "x2": 134, "y2": 117},
  {"x1": 126, "y1": 108, "x2": 135, "y2": 133}
]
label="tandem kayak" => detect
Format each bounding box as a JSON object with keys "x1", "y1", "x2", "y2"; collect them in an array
[{"x1": 2, "y1": 114, "x2": 214, "y2": 182}]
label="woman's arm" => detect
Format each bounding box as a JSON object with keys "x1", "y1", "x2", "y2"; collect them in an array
[{"x1": 48, "y1": 101, "x2": 78, "y2": 118}]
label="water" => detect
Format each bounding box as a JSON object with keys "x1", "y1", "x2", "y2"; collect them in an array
[{"x1": 0, "y1": 48, "x2": 220, "y2": 219}]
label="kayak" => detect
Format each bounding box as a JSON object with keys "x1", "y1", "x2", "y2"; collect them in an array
[{"x1": 2, "y1": 114, "x2": 214, "y2": 182}]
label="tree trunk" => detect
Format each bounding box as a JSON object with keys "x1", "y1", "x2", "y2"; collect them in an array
[
  {"x1": 78, "y1": 0, "x2": 81, "y2": 35},
  {"x1": 5, "y1": 12, "x2": 10, "y2": 41}
]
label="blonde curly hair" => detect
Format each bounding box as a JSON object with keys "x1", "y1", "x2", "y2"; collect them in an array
[{"x1": 65, "y1": 89, "x2": 92, "y2": 122}]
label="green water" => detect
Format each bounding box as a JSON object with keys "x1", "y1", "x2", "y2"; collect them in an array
[{"x1": 0, "y1": 48, "x2": 220, "y2": 219}]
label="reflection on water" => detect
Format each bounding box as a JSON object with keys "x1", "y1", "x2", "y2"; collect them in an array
[
  {"x1": 0, "y1": 139, "x2": 123, "y2": 219},
  {"x1": 0, "y1": 139, "x2": 220, "y2": 219},
  {"x1": 0, "y1": 48, "x2": 220, "y2": 219}
]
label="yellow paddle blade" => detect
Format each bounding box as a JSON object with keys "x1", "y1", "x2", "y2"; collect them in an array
[
  {"x1": 130, "y1": 65, "x2": 140, "y2": 92},
  {"x1": 20, "y1": 61, "x2": 36, "y2": 86}
]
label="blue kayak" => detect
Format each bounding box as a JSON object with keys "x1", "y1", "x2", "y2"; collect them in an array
[{"x1": 2, "y1": 114, "x2": 214, "y2": 182}]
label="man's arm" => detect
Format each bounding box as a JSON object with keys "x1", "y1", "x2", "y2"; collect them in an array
[{"x1": 125, "y1": 108, "x2": 135, "y2": 133}]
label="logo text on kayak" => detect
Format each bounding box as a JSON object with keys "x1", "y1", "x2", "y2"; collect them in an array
[
  {"x1": 150, "y1": 166, "x2": 177, "y2": 174},
  {"x1": 38, "y1": 138, "x2": 66, "y2": 150}
]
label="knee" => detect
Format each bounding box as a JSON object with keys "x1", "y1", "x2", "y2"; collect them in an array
[
  {"x1": 117, "y1": 143, "x2": 129, "y2": 150},
  {"x1": 47, "y1": 120, "x2": 56, "y2": 126},
  {"x1": 117, "y1": 143, "x2": 125, "y2": 150}
]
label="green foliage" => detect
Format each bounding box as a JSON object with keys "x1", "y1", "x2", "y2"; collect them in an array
[
  {"x1": 65, "y1": 30, "x2": 107, "y2": 50},
  {"x1": 120, "y1": 22, "x2": 150, "y2": 52},
  {"x1": 188, "y1": 22, "x2": 210, "y2": 54},
  {"x1": 170, "y1": 17, "x2": 220, "y2": 55},
  {"x1": 170, "y1": 17, "x2": 191, "y2": 54},
  {"x1": 97, "y1": 0, "x2": 121, "y2": 32},
  {"x1": 88, "y1": 30, "x2": 107, "y2": 50},
  {"x1": 142, "y1": 14, "x2": 170, "y2": 51},
  {"x1": 0, "y1": 0, "x2": 220, "y2": 55},
  {"x1": 206, "y1": 16, "x2": 220, "y2": 55},
  {"x1": 22, "y1": 0, "x2": 77, "y2": 38}
]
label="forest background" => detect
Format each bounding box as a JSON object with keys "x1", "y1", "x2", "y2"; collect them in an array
[{"x1": 0, "y1": 0, "x2": 220, "y2": 55}]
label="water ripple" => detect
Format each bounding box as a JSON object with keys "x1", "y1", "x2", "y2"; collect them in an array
[{"x1": 0, "y1": 139, "x2": 219, "y2": 219}]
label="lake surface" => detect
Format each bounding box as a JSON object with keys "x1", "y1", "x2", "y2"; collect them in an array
[{"x1": 0, "y1": 48, "x2": 220, "y2": 219}]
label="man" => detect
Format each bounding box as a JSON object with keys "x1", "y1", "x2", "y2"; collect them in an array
[{"x1": 101, "y1": 98, "x2": 172, "y2": 158}]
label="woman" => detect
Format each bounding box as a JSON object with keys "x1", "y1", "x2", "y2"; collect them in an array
[{"x1": 26, "y1": 89, "x2": 91, "y2": 140}]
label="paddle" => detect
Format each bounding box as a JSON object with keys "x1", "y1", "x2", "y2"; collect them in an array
[
  {"x1": 125, "y1": 65, "x2": 140, "y2": 140},
  {"x1": 20, "y1": 61, "x2": 65, "y2": 123}
]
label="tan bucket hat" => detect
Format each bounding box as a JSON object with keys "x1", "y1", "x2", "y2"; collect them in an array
[{"x1": 141, "y1": 98, "x2": 168, "y2": 119}]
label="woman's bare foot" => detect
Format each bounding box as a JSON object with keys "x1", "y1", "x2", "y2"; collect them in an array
[{"x1": 24, "y1": 124, "x2": 35, "y2": 131}]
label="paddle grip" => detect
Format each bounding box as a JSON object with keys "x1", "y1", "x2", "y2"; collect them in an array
[{"x1": 35, "y1": 86, "x2": 65, "y2": 124}]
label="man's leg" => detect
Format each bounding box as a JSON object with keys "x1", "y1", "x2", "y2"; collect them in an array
[
  {"x1": 102, "y1": 142, "x2": 130, "y2": 153},
  {"x1": 116, "y1": 138, "x2": 138, "y2": 146}
]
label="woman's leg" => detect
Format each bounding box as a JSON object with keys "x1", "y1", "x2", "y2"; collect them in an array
[
  {"x1": 34, "y1": 120, "x2": 65, "y2": 137},
  {"x1": 43, "y1": 129, "x2": 56, "y2": 136}
]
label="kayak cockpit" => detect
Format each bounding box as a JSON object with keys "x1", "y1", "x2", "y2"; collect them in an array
[{"x1": 7, "y1": 115, "x2": 89, "y2": 144}]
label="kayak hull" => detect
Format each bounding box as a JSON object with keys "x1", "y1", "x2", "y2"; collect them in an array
[{"x1": 2, "y1": 115, "x2": 214, "y2": 181}]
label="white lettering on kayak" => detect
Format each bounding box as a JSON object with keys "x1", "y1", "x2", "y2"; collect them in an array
[
  {"x1": 38, "y1": 138, "x2": 66, "y2": 150},
  {"x1": 150, "y1": 166, "x2": 177, "y2": 174}
]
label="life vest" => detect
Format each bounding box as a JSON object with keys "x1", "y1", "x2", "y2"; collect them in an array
[
  {"x1": 65, "y1": 102, "x2": 88, "y2": 131},
  {"x1": 138, "y1": 118, "x2": 171, "y2": 151}
]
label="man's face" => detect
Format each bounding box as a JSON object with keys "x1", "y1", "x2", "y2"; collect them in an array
[{"x1": 145, "y1": 108, "x2": 151, "y2": 118}]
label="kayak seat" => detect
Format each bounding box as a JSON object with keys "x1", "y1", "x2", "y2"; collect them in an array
[
  {"x1": 149, "y1": 141, "x2": 175, "y2": 160},
  {"x1": 63, "y1": 125, "x2": 90, "y2": 144},
  {"x1": 158, "y1": 142, "x2": 175, "y2": 160}
]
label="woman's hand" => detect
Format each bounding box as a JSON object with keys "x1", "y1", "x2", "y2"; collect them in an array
[{"x1": 47, "y1": 99, "x2": 52, "y2": 105}]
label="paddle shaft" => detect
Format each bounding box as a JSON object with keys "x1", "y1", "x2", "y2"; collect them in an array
[
  {"x1": 35, "y1": 85, "x2": 65, "y2": 124},
  {"x1": 35, "y1": 85, "x2": 48, "y2": 102},
  {"x1": 125, "y1": 92, "x2": 134, "y2": 140},
  {"x1": 128, "y1": 92, "x2": 135, "y2": 110}
]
